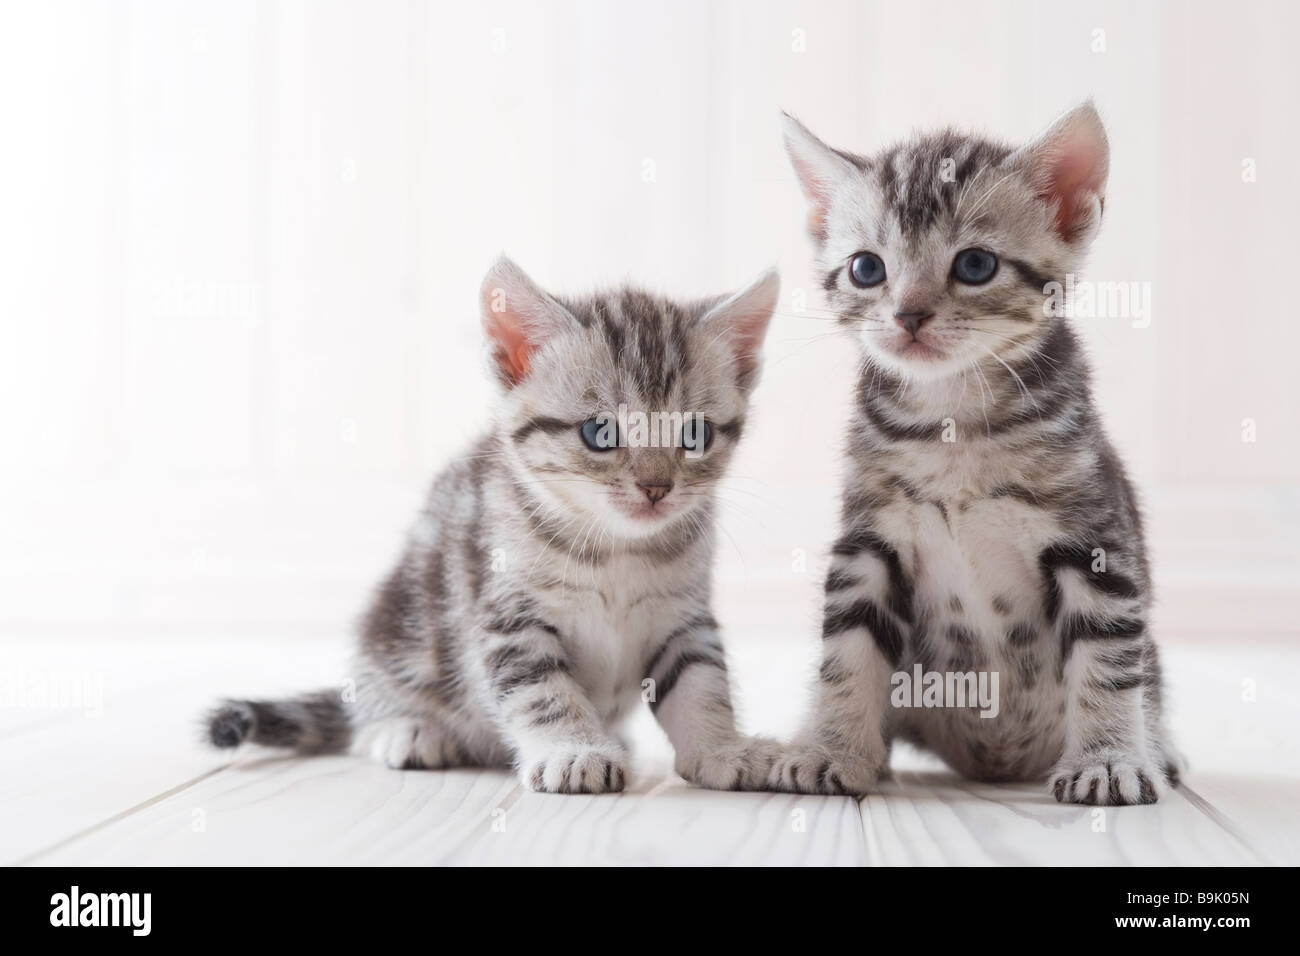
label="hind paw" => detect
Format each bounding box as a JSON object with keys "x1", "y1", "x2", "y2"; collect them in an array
[{"x1": 353, "y1": 718, "x2": 452, "y2": 770}]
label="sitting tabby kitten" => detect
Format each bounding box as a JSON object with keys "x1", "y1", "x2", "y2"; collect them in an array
[
  {"x1": 773, "y1": 103, "x2": 1179, "y2": 804},
  {"x1": 207, "y1": 257, "x2": 782, "y2": 793}
]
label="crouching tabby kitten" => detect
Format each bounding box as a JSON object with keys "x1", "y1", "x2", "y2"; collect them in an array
[
  {"x1": 206, "y1": 257, "x2": 782, "y2": 794},
  {"x1": 773, "y1": 102, "x2": 1179, "y2": 804}
]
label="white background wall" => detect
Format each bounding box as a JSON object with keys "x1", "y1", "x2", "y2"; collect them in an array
[{"x1": 1, "y1": 0, "x2": 1296, "y2": 641}]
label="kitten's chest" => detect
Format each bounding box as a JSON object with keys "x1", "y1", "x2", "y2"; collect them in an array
[
  {"x1": 906, "y1": 495, "x2": 1060, "y2": 618},
  {"x1": 885, "y1": 436, "x2": 1037, "y2": 501},
  {"x1": 870, "y1": 443, "x2": 1065, "y2": 625},
  {"x1": 876, "y1": 476, "x2": 1072, "y2": 779},
  {"x1": 540, "y1": 552, "x2": 701, "y2": 717}
]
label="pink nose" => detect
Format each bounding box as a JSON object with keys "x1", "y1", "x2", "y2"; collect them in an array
[
  {"x1": 637, "y1": 481, "x2": 672, "y2": 504},
  {"x1": 893, "y1": 310, "x2": 935, "y2": 336}
]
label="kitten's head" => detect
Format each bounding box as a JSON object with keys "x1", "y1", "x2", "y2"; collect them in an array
[
  {"x1": 783, "y1": 102, "x2": 1108, "y2": 382},
  {"x1": 480, "y1": 257, "x2": 777, "y2": 541}
]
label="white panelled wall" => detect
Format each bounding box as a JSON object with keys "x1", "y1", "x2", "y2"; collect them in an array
[{"x1": 1, "y1": 0, "x2": 1296, "y2": 641}]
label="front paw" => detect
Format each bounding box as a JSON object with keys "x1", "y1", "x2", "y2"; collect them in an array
[
  {"x1": 768, "y1": 747, "x2": 877, "y2": 796},
  {"x1": 676, "y1": 736, "x2": 782, "y2": 791},
  {"x1": 1050, "y1": 751, "x2": 1169, "y2": 805},
  {"x1": 523, "y1": 741, "x2": 627, "y2": 794}
]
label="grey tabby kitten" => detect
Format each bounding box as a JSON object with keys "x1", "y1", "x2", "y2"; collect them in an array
[
  {"x1": 206, "y1": 257, "x2": 782, "y2": 794},
  {"x1": 772, "y1": 103, "x2": 1179, "y2": 804}
]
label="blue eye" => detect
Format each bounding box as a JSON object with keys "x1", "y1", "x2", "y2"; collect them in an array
[
  {"x1": 849, "y1": 252, "x2": 887, "y2": 288},
  {"x1": 952, "y1": 248, "x2": 998, "y2": 284},
  {"x1": 682, "y1": 417, "x2": 712, "y2": 453},
  {"x1": 579, "y1": 417, "x2": 618, "y2": 451}
]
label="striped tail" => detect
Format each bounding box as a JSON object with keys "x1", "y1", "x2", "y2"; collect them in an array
[{"x1": 205, "y1": 690, "x2": 350, "y2": 754}]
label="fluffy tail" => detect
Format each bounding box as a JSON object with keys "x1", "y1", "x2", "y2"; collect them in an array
[{"x1": 205, "y1": 690, "x2": 350, "y2": 754}]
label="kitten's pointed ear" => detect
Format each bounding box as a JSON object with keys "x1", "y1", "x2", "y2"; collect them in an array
[
  {"x1": 1004, "y1": 100, "x2": 1110, "y2": 244},
  {"x1": 480, "y1": 256, "x2": 576, "y2": 387},
  {"x1": 782, "y1": 112, "x2": 860, "y2": 244},
  {"x1": 700, "y1": 268, "x2": 779, "y2": 390}
]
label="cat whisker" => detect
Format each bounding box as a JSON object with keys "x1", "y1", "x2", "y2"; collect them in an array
[
  {"x1": 978, "y1": 343, "x2": 1041, "y2": 417},
  {"x1": 962, "y1": 169, "x2": 1019, "y2": 221},
  {"x1": 968, "y1": 356, "x2": 993, "y2": 437}
]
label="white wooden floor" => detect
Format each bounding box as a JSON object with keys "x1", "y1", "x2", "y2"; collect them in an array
[{"x1": 4, "y1": 629, "x2": 1297, "y2": 866}]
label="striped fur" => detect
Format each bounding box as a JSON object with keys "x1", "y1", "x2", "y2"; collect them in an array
[
  {"x1": 773, "y1": 103, "x2": 1179, "y2": 804},
  {"x1": 206, "y1": 258, "x2": 781, "y2": 794}
]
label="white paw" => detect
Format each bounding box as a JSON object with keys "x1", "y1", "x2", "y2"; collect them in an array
[
  {"x1": 1050, "y1": 751, "x2": 1169, "y2": 805},
  {"x1": 523, "y1": 741, "x2": 627, "y2": 794},
  {"x1": 676, "y1": 736, "x2": 782, "y2": 791},
  {"x1": 352, "y1": 718, "x2": 449, "y2": 770},
  {"x1": 768, "y1": 746, "x2": 878, "y2": 796}
]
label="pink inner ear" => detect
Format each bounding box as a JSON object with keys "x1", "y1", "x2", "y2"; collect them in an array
[
  {"x1": 483, "y1": 309, "x2": 534, "y2": 385},
  {"x1": 791, "y1": 155, "x2": 852, "y2": 244},
  {"x1": 1040, "y1": 130, "x2": 1107, "y2": 239},
  {"x1": 730, "y1": 313, "x2": 769, "y2": 366},
  {"x1": 791, "y1": 155, "x2": 835, "y2": 237},
  {"x1": 714, "y1": 275, "x2": 778, "y2": 385}
]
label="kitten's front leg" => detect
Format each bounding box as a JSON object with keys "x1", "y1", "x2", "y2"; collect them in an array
[
  {"x1": 768, "y1": 529, "x2": 902, "y2": 795},
  {"x1": 482, "y1": 622, "x2": 626, "y2": 794},
  {"x1": 645, "y1": 614, "x2": 780, "y2": 791},
  {"x1": 1044, "y1": 545, "x2": 1171, "y2": 805}
]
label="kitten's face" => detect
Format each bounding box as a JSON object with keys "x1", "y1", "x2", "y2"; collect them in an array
[
  {"x1": 785, "y1": 105, "x2": 1109, "y2": 384},
  {"x1": 481, "y1": 261, "x2": 776, "y2": 542}
]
